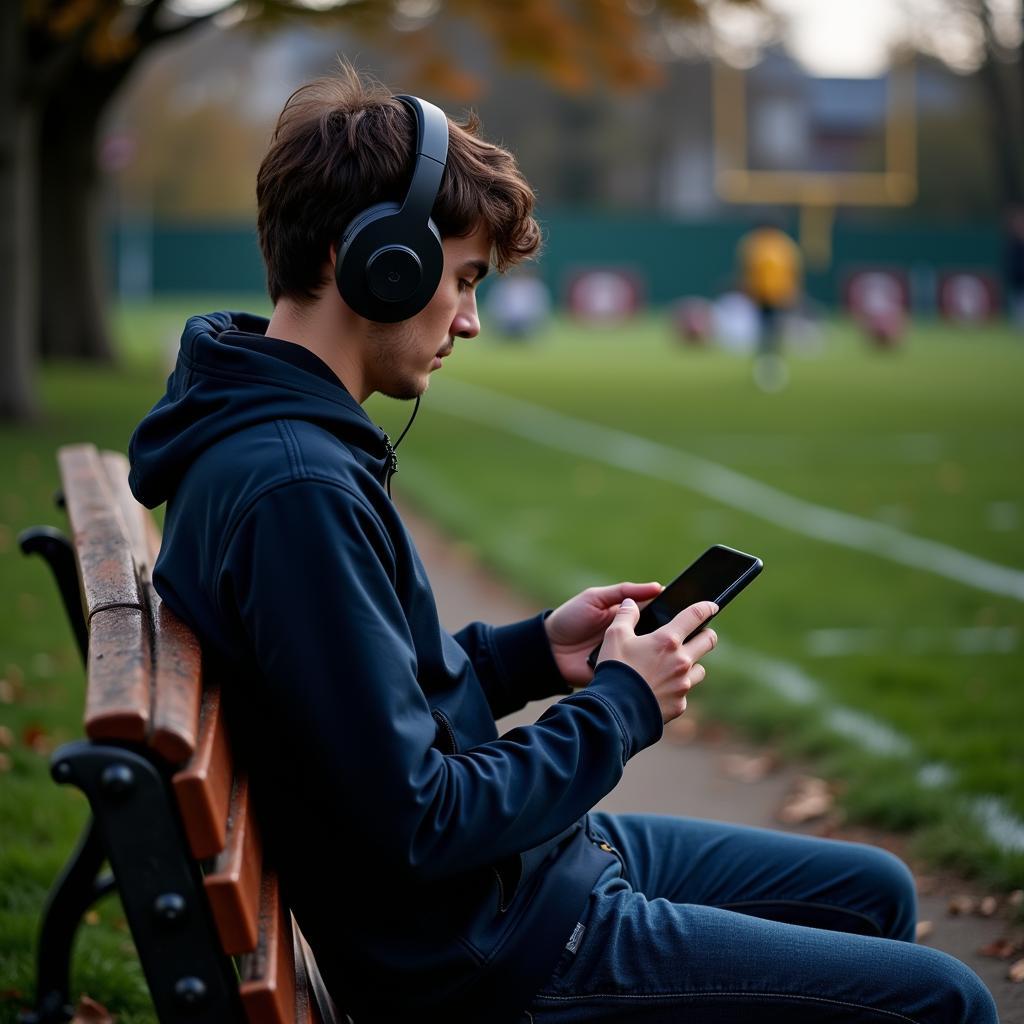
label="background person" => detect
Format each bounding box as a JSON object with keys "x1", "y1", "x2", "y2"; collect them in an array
[
  {"x1": 738, "y1": 219, "x2": 803, "y2": 390},
  {"x1": 486, "y1": 268, "x2": 552, "y2": 339}
]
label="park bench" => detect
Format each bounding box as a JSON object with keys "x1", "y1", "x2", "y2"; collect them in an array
[{"x1": 19, "y1": 444, "x2": 343, "y2": 1024}]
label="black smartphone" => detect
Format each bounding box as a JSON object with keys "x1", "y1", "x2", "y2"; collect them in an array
[{"x1": 587, "y1": 545, "x2": 763, "y2": 671}]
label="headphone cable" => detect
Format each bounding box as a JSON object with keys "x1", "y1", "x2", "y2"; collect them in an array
[
  {"x1": 383, "y1": 394, "x2": 421, "y2": 498},
  {"x1": 393, "y1": 394, "x2": 421, "y2": 450}
]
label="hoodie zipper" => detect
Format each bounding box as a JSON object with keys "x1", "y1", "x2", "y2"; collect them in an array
[{"x1": 381, "y1": 431, "x2": 399, "y2": 497}]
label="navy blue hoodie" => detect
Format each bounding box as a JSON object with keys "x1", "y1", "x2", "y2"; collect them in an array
[{"x1": 128, "y1": 312, "x2": 664, "y2": 1021}]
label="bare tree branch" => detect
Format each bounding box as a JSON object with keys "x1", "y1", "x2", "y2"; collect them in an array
[
  {"x1": 133, "y1": 0, "x2": 172, "y2": 42},
  {"x1": 146, "y1": 6, "x2": 229, "y2": 45}
]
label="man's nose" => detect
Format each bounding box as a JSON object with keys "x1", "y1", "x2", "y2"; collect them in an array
[{"x1": 453, "y1": 296, "x2": 480, "y2": 339}]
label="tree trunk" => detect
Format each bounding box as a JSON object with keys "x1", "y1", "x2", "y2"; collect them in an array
[
  {"x1": 0, "y1": 6, "x2": 40, "y2": 422},
  {"x1": 38, "y1": 81, "x2": 116, "y2": 362},
  {"x1": 977, "y1": 2, "x2": 1024, "y2": 208},
  {"x1": 978, "y1": 56, "x2": 1024, "y2": 208}
]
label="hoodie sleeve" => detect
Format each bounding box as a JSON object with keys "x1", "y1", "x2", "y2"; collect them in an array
[
  {"x1": 452, "y1": 616, "x2": 572, "y2": 720},
  {"x1": 220, "y1": 479, "x2": 662, "y2": 882}
]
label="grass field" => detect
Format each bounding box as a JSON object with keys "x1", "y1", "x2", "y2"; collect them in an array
[
  {"x1": 368, "y1": 313, "x2": 1024, "y2": 885},
  {"x1": 0, "y1": 301, "x2": 1022, "y2": 1019}
]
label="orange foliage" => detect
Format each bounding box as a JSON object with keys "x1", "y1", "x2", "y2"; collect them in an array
[{"x1": 26, "y1": 0, "x2": 758, "y2": 91}]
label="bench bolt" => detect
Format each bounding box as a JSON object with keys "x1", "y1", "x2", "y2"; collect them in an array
[
  {"x1": 99, "y1": 763, "x2": 134, "y2": 796},
  {"x1": 153, "y1": 892, "x2": 187, "y2": 925},
  {"x1": 173, "y1": 976, "x2": 207, "y2": 1008}
]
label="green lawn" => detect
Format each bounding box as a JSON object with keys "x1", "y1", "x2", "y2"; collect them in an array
[
  {"x1": 1, "y1": 302, "x2": 1022, "y2": 1019},
  {"x1": 368, "y1": 314, "x2": 1024, "y2": 885}
]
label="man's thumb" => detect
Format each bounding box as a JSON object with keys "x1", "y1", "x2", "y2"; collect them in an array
[{"x1": 616, "y1": 597, "x2": 640, "y2": 628}]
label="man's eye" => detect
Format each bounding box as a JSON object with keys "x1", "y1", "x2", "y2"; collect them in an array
[{"x1": 459, "y1": 279, "x2": 473, "y2": 292}]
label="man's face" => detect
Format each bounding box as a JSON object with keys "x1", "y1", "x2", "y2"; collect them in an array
[{"x1": 365, "y1": 225, "x2": 490, "y2": 401}]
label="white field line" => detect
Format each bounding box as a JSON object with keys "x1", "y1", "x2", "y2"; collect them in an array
[
  {"x1": 436, "y1": 379, "x2": 1024, "y2": 602},
  {"x1": 717, "y1": 642, "x2": 1024, "y2": 853},
  {"x1": 804, "y1": 626, "x2": 1020, "y2": 657}
]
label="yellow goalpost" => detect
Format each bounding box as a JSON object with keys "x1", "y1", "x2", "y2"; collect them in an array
[{"x1": 712, "y1": 60, "x2": 918, "y2": 267}]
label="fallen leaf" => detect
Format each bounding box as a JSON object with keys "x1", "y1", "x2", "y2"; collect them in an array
[
  {"x1": 0, "y1": 753, "x2": 10, "y2": 773},
  {"x1": 0, "y1": 725, "x2": 12, "y2": 748},
  {"x1": 979, "y1": 938, "x2": 1018, "y2": 959},
  {"x1": 1008, "y1": 958, "x2": 1024, "y2": 983},
  {"x1": 84, "y1": 911, "x2": 100, "y2": 926},
  {"x1": 947, "y1": 895, "x2": 977, "y2": 916},
  {"x1": 811, "y1": 812, "x2": 846, "y2": 838},
  {"x1": 979, "y1": 896, "x2": 998, "y2": 917},
  {"x1": 915, "y1": 920, "x2": 934, "y2": 941},
  {"x1": 72, "y1": 995, "x2": 113, "y2": 1023},
  {"x1": 777, "y1": 776, "x2": 833, "y2": 825},
  {"x1": 1009, "y1": 890, "x2": 1024, "y2": 908},
  {"x1": 22, "y1": 725, "x2": 55, "y2": 755},
  {"x1": 0, "y1": 681, "x2": 15, "y2": 704},
  {"x1": 720, "y1": 753, "x2": 776, "y2": 784}
]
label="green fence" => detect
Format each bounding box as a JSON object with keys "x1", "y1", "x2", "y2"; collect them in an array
[{"x1": 109, "y1": 211, "x2": 1004, "y2": 310}]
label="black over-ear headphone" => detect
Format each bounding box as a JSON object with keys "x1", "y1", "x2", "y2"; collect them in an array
[{"x1": 334, "y1": 95, "x2": 449, "y2": 323}]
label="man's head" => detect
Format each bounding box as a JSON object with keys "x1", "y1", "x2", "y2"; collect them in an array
[
  {"x1": 258, "y1": 64, "x2": 541, "y2": 304},
  {"x1": 256, "y1": 65, "x2": 540, "y2": 400}
]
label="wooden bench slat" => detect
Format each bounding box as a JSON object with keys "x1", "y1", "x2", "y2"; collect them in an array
[
  {"x1": 84, "y1": 606, "x2": 151, "y2": 745},
  {"x1": 148, "y1": 595, "x2": 202, "y2": 764},
  {"x1": 204, "y1": 772, "x2": 262, "y2": 955},
  {"x1": 172, "y1": 684, "x2": 233, "y2": 860},
  {"x1": 100, "y1": 451, "x2": 154, "y2": 584},
  {"x1": 239, "y1": 871, "x2": 297, "y2": 1024},
  {"x1": 292, "y1": 923, "x2": 319, "y2": 1024},
  {"x1": 295, "y1": 928, "x2": 332, "y2": 1024},
  {"x1": 58, "y1": 444, "x2": 141, "y2": 616},
  {"x1": 97, "y1": 449, "x2": 201, "y2": 765}
]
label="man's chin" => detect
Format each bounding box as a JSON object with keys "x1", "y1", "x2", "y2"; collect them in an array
[{"x1": 380, "y1": 376, "x2": 428, "y2": 402}]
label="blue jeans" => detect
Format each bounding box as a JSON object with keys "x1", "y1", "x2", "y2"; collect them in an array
[{"x1": 522, "y1": 813, "x2": 997, "y2": 1023}]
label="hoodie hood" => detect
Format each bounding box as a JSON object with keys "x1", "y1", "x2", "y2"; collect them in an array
[{"x1": 129, "y1": 311, "x2": 391, "y2": 508}]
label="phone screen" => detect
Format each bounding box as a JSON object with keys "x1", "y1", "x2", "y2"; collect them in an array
[{"x1": 588, "y1": 545, "x2": 763, "y2": 669}]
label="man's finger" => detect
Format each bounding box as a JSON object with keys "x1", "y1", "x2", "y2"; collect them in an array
[
  {"x1": 590, "y1": 581, "x2": 662, "y2": 606},
  {"x1": 666, "y1": 600, "x2": 718, "y2": 642},
  {"x1": 682, "y1": 628, "x2": 717, "y2": 659},
  {"x1": 610, "y1": 597, "x2": 641, "y2": 633}
]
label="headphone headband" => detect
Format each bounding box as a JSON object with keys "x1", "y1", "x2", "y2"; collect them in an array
[
  {"x1": 396, "y1": 94, "x2": 449, "y2": 165},
  {"x1": 395, "y1": 95, "x2": 448, "y2": 224}
]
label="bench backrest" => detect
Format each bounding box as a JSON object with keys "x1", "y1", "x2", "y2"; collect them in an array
[{"x1": 58, "y1": 443, "x2": 333, "y2": 1024}]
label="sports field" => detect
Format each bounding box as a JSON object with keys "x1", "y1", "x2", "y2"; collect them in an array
[
  {"x1": 0, "y1": 303, "x2": 1022, "y2": 1020},
  {"x1": 367, "y1": 313, "x2": 1024, "y2": 887}
]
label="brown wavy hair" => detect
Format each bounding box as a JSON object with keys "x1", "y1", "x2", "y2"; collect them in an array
[{"x1": 257, "y1": 63, "x2": 541, "y2": 304}]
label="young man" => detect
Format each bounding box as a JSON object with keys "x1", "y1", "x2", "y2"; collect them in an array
[{"x1": 129, "y1": 69, "x2": 996, "y2": 1023}]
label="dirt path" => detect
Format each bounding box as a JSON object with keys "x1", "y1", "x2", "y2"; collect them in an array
[{"x1": 400, "y1": 502, "x2": 1024, "y2": 1022}]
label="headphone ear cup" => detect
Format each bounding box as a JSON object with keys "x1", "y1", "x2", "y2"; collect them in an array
[{"x1": 336, "y1": 206, "x2": 444, "y2": 323}]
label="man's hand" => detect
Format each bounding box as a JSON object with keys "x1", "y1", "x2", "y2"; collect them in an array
[
  {"x1": 544, "y1": 582, "x2": 664, "y2": 687},
  {"x1": 598, "y1": 598, "x2": 718, "y2": 724}
]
